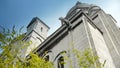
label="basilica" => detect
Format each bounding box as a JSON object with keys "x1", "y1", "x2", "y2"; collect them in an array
[{"x1": 21, "y1": 2, "x2": 120, "y2": 68}]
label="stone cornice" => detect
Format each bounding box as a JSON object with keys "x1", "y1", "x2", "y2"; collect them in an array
[{"x1": 34, "y1": 10, "x2": 103, "y2": 55}]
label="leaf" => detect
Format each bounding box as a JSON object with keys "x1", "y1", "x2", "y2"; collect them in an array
[{"x1": 19, "y1": 26, "x2": 24, "y2": 35}]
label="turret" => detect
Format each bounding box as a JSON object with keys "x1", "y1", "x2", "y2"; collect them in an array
[{"x1": 21, "y1": 17, "x2": 50, "y2": 58}]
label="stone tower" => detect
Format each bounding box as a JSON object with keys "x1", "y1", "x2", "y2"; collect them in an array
[
  {"x1": 26, "y1": 17, "x2": 49, "y2": 43},
  {"x1": 21, "y1": 17, "x2": 50, "y2": 58}
]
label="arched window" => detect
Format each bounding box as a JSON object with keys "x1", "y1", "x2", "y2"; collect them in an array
[
  {"x1": 44, "y1": 55, "x2": 49, "y2": 61},
  {"x1": 41, "y1": 27, "x2": 43, "y2": 32},
  {"x1": 58, "y1": 56, "x2": 64, "y2": 68},
  {"x1": 54, "y1": 51, "x2": 66, "y2": 68}
]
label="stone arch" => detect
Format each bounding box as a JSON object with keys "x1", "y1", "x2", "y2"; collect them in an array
[
  {"x1": 36, "y1": 37, "x2": 42, "y2": 42},
  {"x1": 88, "y1": 6, "x2": 101, "y2": 16},
  {"x1": 53, "y1": 51, "x2": 67, "y2": 68},
  {"x1": 42, "y1": 50, "x2": 54, "y2": 62},
  {"x1": 53, "y1": 51, "x2": 67, "y2": 62},
  {"x1": 58, "y1": 56, "x2": 64, "y2": 68}
]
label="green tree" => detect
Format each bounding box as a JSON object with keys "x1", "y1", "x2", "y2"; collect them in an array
[
  {"x1": 72, "y1": 48, "x2": 106, "y2": 68},
  {"x1": 0, "y1": 26, "x2": 53, "y2": 68}
]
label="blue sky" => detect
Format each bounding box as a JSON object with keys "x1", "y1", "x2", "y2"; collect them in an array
[{"x1": 0, "y1": 0, "x2": 120, "y2": 36}]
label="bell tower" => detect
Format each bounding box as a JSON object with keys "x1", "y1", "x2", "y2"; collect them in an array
[
  {"x1": 26, "y1": 17, "x2": 50, "y2": 42},
  {"x1": 21, "y1": 17, "x2": 50, "y2": 58}
]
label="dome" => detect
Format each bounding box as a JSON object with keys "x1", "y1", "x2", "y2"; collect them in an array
[{"x1": 65, "y1": 1, "x2": 100, "y2": 19}]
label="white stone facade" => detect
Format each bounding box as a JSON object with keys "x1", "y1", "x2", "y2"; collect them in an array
[{"x1": 22, "y1": 2, "x2": 120, "y2": 68}]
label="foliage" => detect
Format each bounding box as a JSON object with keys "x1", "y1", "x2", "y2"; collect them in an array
[
  {"x1": 0, "y1": 26, "x2": 105, "y2": 68},
  {"x1": 57, "y1": 48, "x2": 105, "y2": 68},
  {"x1": 73, "y1": 48, "x2": 105, "y2": 68},
  {"x1": 0, "y1": 26, "x2": 53, "y2": 68}
]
